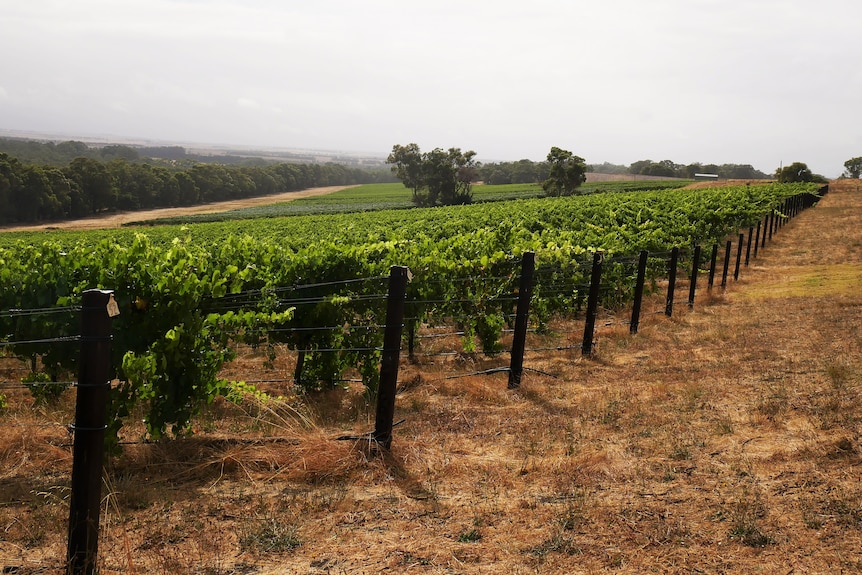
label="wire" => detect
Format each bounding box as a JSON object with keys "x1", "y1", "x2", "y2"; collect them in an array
[
  {"x1": 291, "y1": 346, "x2": 382, "y2": 354},
  {"x1": 0, "y1": 305, "x2": 80, "y2": 318},
  {"x1": 0, "y1": 381, "x2": 75, "y2": 388},
  {"x1": 524, "y1": 344, "x2": 583, "y2": 352},
  {"x1": 270, "y1": 275, "x2": 390, "y2": 294},
  {"x1": 265, "y1": 324, "x2": 384, "y2": 334},
  {"x1": 0, "y1": 335, "x2": 81, "y2": 347},
  {"x1": 276, "y1": 293, "x2": 388, "y2": 307}
]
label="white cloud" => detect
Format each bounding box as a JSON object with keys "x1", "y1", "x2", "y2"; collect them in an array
[
  {"x1": 0, "y1": 0, "x2": 859, "y2": 176},
  {"x1": 237, "y1": 98, "x2": 261, "y2": 110}
]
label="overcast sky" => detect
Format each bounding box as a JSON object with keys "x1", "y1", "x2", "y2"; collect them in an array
[{"x1": 1, "y1": 0, "x2": 859, "y2": 177}]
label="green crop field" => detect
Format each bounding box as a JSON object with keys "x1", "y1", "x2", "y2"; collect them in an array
[{"x1": 122, "y1": 179, "x2": 691, "y2": 225}]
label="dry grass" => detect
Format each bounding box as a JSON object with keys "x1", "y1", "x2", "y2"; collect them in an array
[{"x1": 2, "y1": 180, "x2": 862, "y2": 574}]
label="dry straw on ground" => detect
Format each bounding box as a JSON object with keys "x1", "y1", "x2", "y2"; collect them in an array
[{"x1": 2, "y1": 180, "x2": 861, "y2": 574}]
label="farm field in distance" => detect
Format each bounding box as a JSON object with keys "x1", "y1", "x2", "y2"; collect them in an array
[
  {"x1": 0, "y1": 176, "x2": 693, "y2": 232},
  {"x1": 1, "y1": 179, "x2": 861, "y2": 574}
]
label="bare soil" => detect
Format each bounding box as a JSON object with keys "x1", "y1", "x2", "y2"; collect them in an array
[
  {"x1": 0, "y1": 185, "x2": 355, "y2": 232},
  {"x1": 2, "y1": 180, "x2": 861, "y2": 574}
]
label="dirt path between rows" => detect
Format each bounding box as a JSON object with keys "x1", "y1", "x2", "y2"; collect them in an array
[{"x1": 1, "y1": 185, "x2": 356, "y2": 232}]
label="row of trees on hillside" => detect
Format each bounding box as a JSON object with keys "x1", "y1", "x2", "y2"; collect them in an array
[
  {"x1": 0, "y1": 137, "x2": 386, "y2": 170},
  {"x1": 629, "y1": 160, "x2": 770, "y2": 179},
  {"x1": 0, "y1": 138, "x2": 192, "y2": 167},
  {"x1": 0, "y1": 154, "x2": 393, "y2": 225},
  {"x1": 476, "y1": 158, "x2": 772, "y2": 185},
  {"x1": 387, "y1": 142, "x2": 843, "y2": 208}
]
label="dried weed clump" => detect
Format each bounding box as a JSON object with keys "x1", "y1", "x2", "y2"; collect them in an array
[{"x1": 3, "y1": 180, "x2": 862, "y2": 574}]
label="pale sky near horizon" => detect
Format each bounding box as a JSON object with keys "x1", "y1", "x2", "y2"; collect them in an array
[{"x1": 1, "y1": 0, "x2": 859, "y2": 177}]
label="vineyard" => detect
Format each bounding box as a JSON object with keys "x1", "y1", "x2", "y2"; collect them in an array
[
  {"x1": 3, "y1": 179, "x2": 853, "y2": 574},
  {"x1": 126, "y1": 179, "x2": 693, "y2": 224},
  {"x1": 0, "y1": 182, "x2": 822, "y2": 443}
]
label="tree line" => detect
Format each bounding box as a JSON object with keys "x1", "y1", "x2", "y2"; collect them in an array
[
  {"x1": 0, "y1": 137, "x2": 383, "y2": 169},
  {"x1": 387, "y1": 141, "x2": 843, "y2": 209},
  {"x1": 478, "y1": 158, "x2": 774, "y2": 184},
  {"x1": 0, "y1": 153, "x2": 395, "y2": 225}
]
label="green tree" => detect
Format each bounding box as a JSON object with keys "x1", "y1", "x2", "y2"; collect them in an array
[
  {"x1": 542, "y1": 147, "x2": 587, "y2": 197},
  {"x1": 19, "y1": 166, "x2": 52, "y2": 222},
  {"x1": 174, "y1": 171, "x2": 199, "y2": 205},
  {"x1": 100, "y1": 144, "x2": 140, "y2": 162},
  {"x1": 511, "y1": 159, "x2": 541, "y2": 184},
  {"x1": 65, "y1": 157, "x2": 116, "y2": 213},
  {"x1": 0, "y1": 153, "x2": 25, "y2": 224},
  {"x1": 42, "y1": 168, "x2": 73, "y2": 219},
  {"x1": 775, "y1": 162, "x2": 814, "y2": 183},
  {"x1": 589, "y1": 161, "x2": 628, "y2": 175},
  {"x1": 387, "y1": 143, "x2": 477, "y2": 206},
  {"x1": 628, "y1": 159, "x2": 653, "y2": 175},
  {"x1": 844, "y1": 157, "x2": 862, "y2": 179}
]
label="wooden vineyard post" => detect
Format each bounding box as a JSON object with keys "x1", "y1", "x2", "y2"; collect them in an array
[
  {"x1": 734, "y1": 233, "x2": 744, "y2": 281},
  {"x1": 721, "y1": 240, "x2": 732, "y2": 289},
  {"x1": 665, "y1": 247, "x2": 679, "y2": 317},
  {"x1": 753, "y1": 220, "x2": 762, "y2": 258},
  {"x1": 688, "y1": 245, "x2": 701, "y2": 309},
  {"x1": 707, "y1": 244, "x2": 718, "y2": 290},
  {"x1": 372, "y1": 266, "x2": 409, "y2": 450},
  {"x1": 745, "y1": 227, "x2": 754, "y2": 266},
  {"x1": 407, "y1": 318, "x2": 416, "y2": 361},
  {"x1": 630, "y1": 250, "x2": 649, "y2": 334},
  {"x1": 508, "y1": 252, "x2": 536, "y2": 389},
  {"x1": 581, "y1": 251, "x2": 604, "y2": 357},
  {"x1": 67, "y1": 290, "x2": 115, "y2": 575},
  {"x1": 768, "y1": 209, "x2": 776, "y2": 241}
]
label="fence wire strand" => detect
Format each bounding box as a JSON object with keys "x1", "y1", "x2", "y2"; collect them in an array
[
  {"x1": 0, "y1": 305, "x2": 80, "y2": 318},
  {"x1": 0, "y1": 335, "x2": 81, "y2": 348}
]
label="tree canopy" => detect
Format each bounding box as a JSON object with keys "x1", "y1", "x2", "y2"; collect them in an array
[
  {"x1": 844, "y1": 157, "x2": 862, "y2": 179},
  {"x1": 387, "y1": 144, "x2": 477, "y2": 207},
  {"x1": 0, "y1": 152, "x2": 394, "y2": 226},
  {"x1": 542, "y1": 147, "x2": 587, "y2": 197},
  {"x1": 775, "y1": 162, "x2": 813, "y2": 183}
]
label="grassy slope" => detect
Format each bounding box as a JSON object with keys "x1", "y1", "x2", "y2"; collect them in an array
[{"x1": 1, "y1": 181, "x2": 861, "y2": 574}]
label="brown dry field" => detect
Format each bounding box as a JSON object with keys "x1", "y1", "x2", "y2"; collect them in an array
[
  {"x1": 0, "y1": 185, "x2": 356, "y2": 232},
  {"x1": 2, "y1": 180, "x2": 862, "y2": 574}
]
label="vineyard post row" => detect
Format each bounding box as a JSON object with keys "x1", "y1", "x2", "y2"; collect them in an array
[
  {"x1": 513, "y1": 187, "x2": 814, "y2": 366},
  {"x1": 0, "y1": 186, "x2": 819, "y2": 574},
  {"x1": 5, "y1": 271, "x2": 413, "y2": 575},
  {"x1": 371, "y1": 186, "x2": 816, "y2": 416}
]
